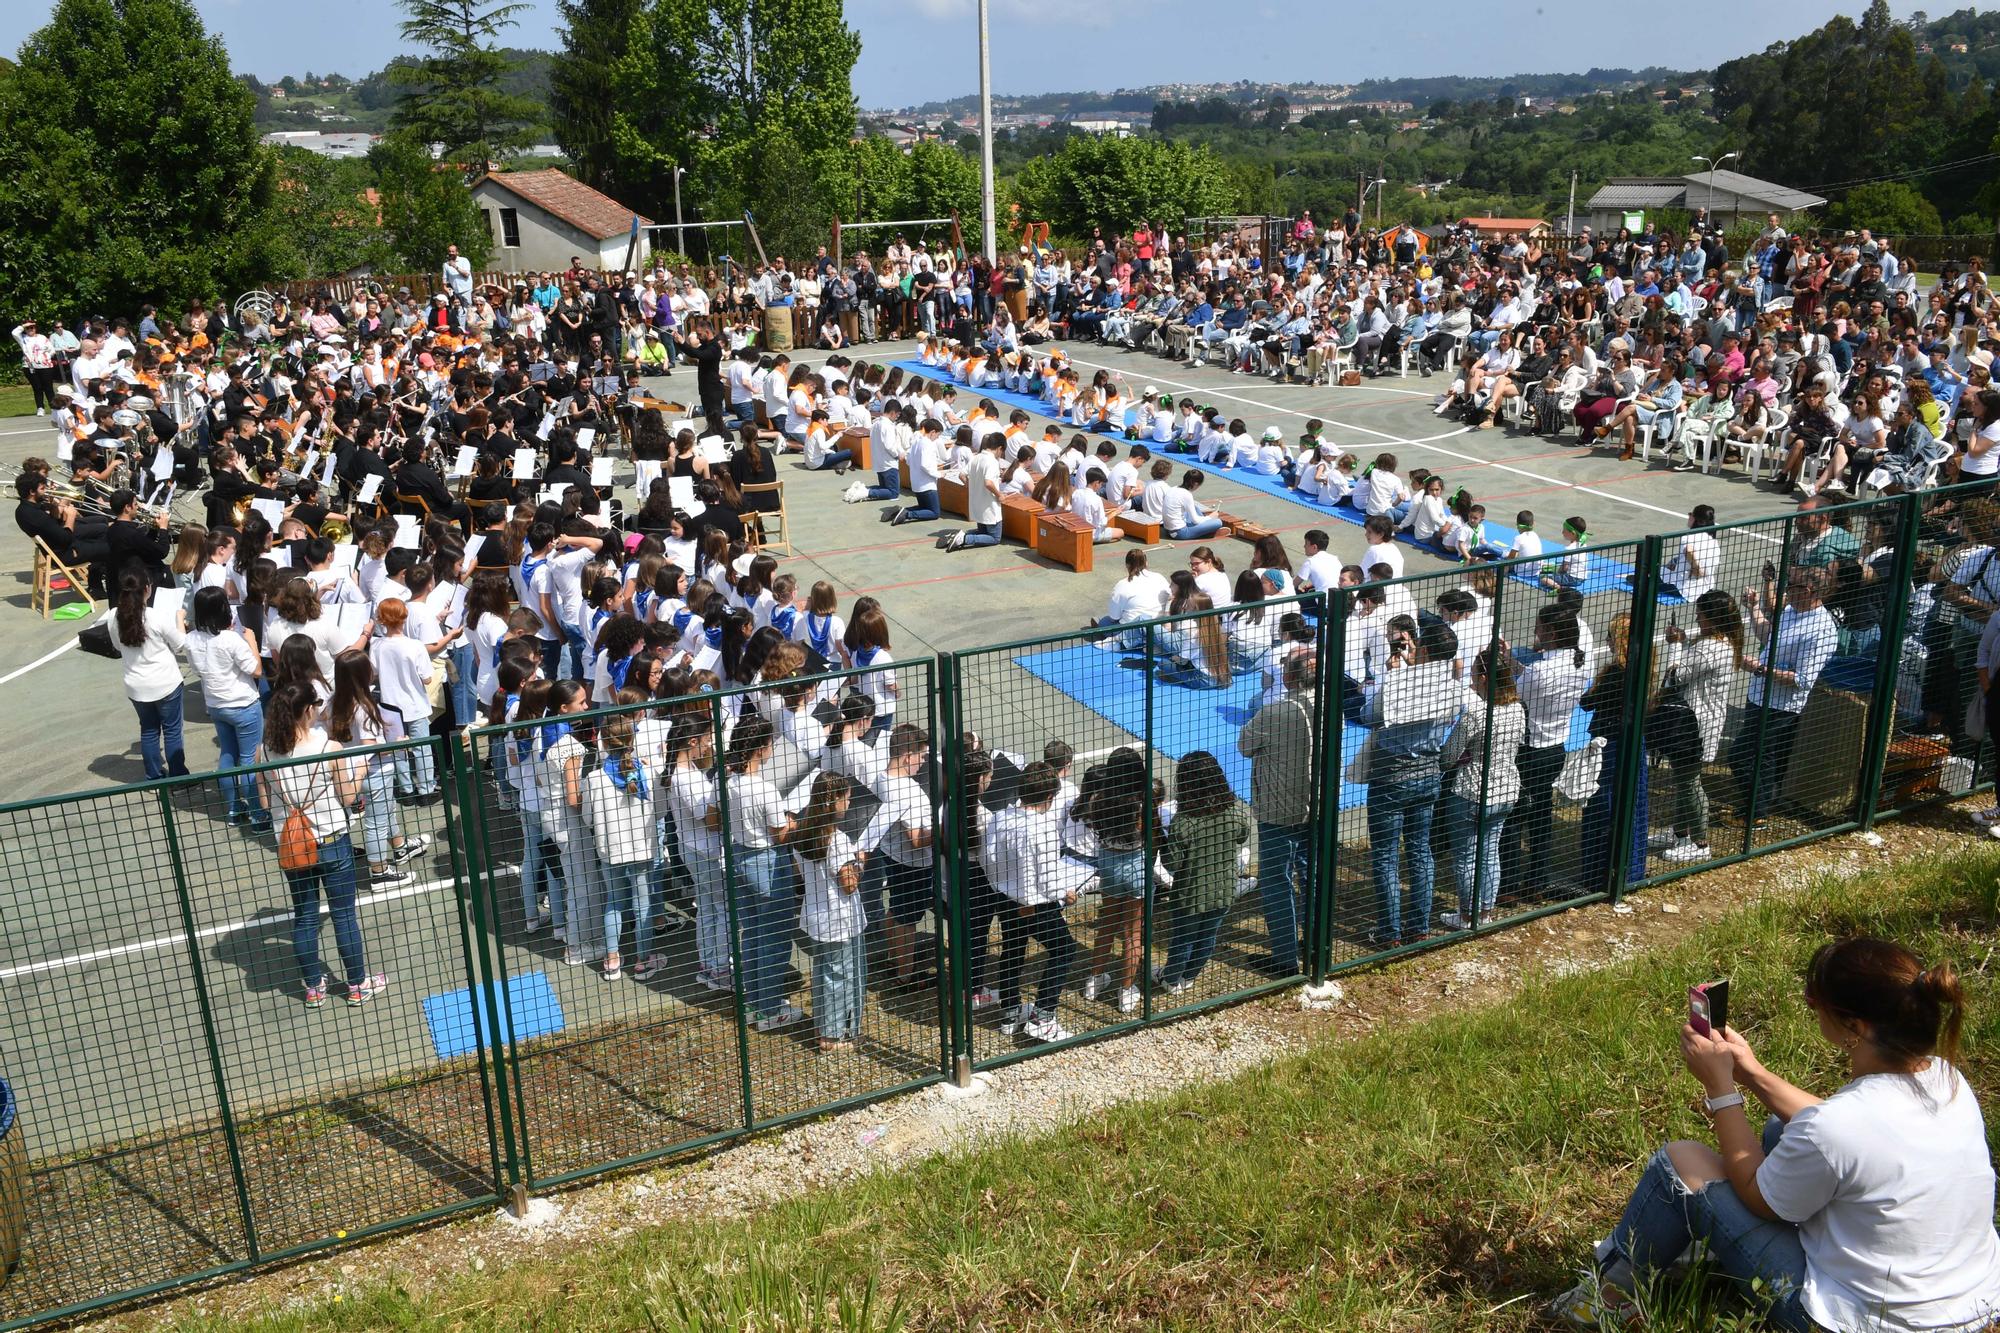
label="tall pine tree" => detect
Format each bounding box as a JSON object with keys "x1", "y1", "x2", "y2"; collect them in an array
[{"x1": 390, "y1": 0, "x2": 541, "y2": 174}]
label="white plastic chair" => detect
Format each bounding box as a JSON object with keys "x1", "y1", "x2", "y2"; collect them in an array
[
  {"x1": 1638, "y1": 402, "x2": 1687, "y2": 464},
  {"x1": 1738, "y1": 408, "x2": 1788, "y2": 483}
]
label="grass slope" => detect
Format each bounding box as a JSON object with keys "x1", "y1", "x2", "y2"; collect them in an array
[{"x1": 172, "y1": 851, "x2": 2000, "y2": 1332}]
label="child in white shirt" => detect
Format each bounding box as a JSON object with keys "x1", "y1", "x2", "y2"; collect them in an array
[
  {"x1": 1254, "y1": 427, "x2": 1288, "y2": 476},
  {"x1": 794, "y1": 772, "x2": 866, "y2": 1050},
  {"x1": 1359, "y1": 452, "x2": 1411, "y2": 518},
  {"x1": 1539, "y1": 515, "x2": 1591, "y2": 590}
]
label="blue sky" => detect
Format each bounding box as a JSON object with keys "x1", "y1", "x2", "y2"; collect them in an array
[{"x1": 0, "y1": 0, "x2": 1922, "y2": 109}]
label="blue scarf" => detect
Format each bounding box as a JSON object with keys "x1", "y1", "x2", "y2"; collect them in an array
[
  {"x1": 507, "y1": 694, "x2": 533, "y2": 764},
  {"x1": 805, "y1": 612, "x2": 834, "y2": 658},
  {"x1": 520, "y1": 553, "x2": 549, "y2": 588},
  {"x1": 853, "y1": 645, "x2": 879, "y2": 668},
  {"x1": 602, "y1": 750, "x2": 649, "y2": 801},
  {"x1": 609, "y1": 653, "x2": 636, "y2": 690},
  {"x1": 635, "y1": 589, "x2": 654, "y2": 622},
  {"x1": 704, "y1": 624, "x2": 724, "y2": 650},
  {"x1": 770, "y1": 605, "x2": 799, "y2": 639},
  {"x1": 671, "y1": 606, "x2": 696, "y2": 636},
  {"x1": 539, "y1": 719, "x2": 572, "y2": 755}
]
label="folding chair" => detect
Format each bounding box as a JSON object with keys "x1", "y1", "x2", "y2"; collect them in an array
[
  {"x1": 32, "y1": 537, "x2": 93, "y2": 619},
  {"x1": 739, "y1": 481, "x2": 791, "y2": 557}
]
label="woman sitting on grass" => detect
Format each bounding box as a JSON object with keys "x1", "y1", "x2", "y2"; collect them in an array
[{"x1": 1552, "y1": 936, "x2": 2000, "y2": 1331}]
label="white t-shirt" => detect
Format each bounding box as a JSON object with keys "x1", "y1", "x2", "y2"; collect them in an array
[
  {"x1": 1362, "y1": 540, "x2": 1405, "y2": 582},
  {"x1": 184, "y1": 627, "x2": 260, "y2": 711},
  {"x1": 118, "y1": 606, "x2": 187, "y2": 703},
  {"x1": 1107, "y1": 570, "x2": 1171, "y2": 624},
  {"x1": 469, "y1": 612, "x2": 508, "y2": 706},
  {"x1": 370, "y1": 634, "x2": 433, "y2": 720},
  {"x1": 265, "y1": 736, "x2": 352, "y2": 843},
  {"x1": 866, "y1": 771, "x2": 932, "y2": 867},
  {"x1": 1757, "y1": 1062, "x2": 2000, "y2": 1332},
  {"x1": 668, "y1": 763, "x2": 723, "y2": 860},
  {"x1": 797, "y1": 829, "x2": 866, "y2": 943},
  {"x1": 727, "y1": 770, "x2": 789, "y2": 849},
  {"x1": 1666, "y1": 530, "x2": 1721, "y2": 602},
  {"x1": 1299, "y1": 549, "x2": 1343, "y2": 593},
  {"x1": 1965, "y1": 421, "x2": 2000, "y2": 478}
]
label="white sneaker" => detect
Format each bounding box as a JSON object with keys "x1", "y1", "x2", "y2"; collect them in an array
[
  {"x1": 1165, "y1": 979, "x2": 1193, "y2": 995},
  {"x1": 998, "y1": 1004, "x2": 1036, "y2": 1036},
  {"x1": 970, "y1": 988, "x2": 999, "y2": 1010},
  {"x1": 1116, "y1": 985, "x2": 1141, "y2": 1014},
  {"x1": 1439, "y1": 911, "x2": 1472, "y2": 931},
  {"x1": 1970, "y1": 805, "x2": 2000, "y2": 827},
  {"x1": 1661, "y1": 841, "x2": 1711, "y2": 863},
  {"x1": 1080, "y1": 972, "x2": 1111, "y2": 1002},
  {"x1": 1647, "y1": 828, "x2": 1678, "y2": 850},
  {"x1": 754, "y1": 1003, "x2": 806, "y2": 1032},
  {"x1": 1234, "y1": 873, "x2": 1257, "y2": 900},
  {"x1": 1024, "y1": 1014, "x2": 1074, "y2": 1043}
]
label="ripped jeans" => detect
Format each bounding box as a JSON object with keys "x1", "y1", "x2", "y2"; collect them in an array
[{"x1": 1602, "y1": 1117, "x2": 1816, "y2": 1331}]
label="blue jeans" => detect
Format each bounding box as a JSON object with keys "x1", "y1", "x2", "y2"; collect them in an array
[
  {"x1": 808, "y1": 449, "x2": 854, "y2": 470},
  {"x1": 393, "y1": 712, "x2": 438, "y2": 796},
  {"x1": 1256, "y1": 821, "x2": 1310, "y2": 973},
  {"x1": 1442, "y1": 793, "x2": 1510, "y2": 919},
  {"x1": 900, "y1": 487, "x2": 940, "y2": 522},
  {"x1": 536, "y1": 636, "x2": 563, "y2": 680},
  {"x1": 448, "y1": 642, "x2": 477, "y2": 729},
  {"x1": 732, "y1": 846, "x2": 796, "y2": 1018},
  {"x1": 1166, "y1": 516, "x2": 1224, "y2": 541},
  {"x1": 864, "y1": 466, "x2": 902, "y2": 502},
  {"x1": 1607, "y1": 1118, "x2": 1813, "y2": 1331},
  {"x1": 1367, "y1": 774, "x2": 1441, "y2": 941},
  {"x1": 1581, "y1": 736, "x2": 1649, "y2": 891},
  {"x1": 688, "y1": 853, "x2": 730, "y2": 974},
  {"x1": 210, "y1": 700, "x2": 266, "y2": 823},
  {"x1": 600, "y1": 859, "x2": 654, "y2": 961},
  {"x1": 288, "y1": 835, "x2": 367, "y2": 990},
  {"x1": 1164, "y1": 906, "x2": 1226, "y2": 986},
  {"x1": 358, "y1": 759, "x2": 403, "y2": 866},
  {"x1": 807, "y1": 932, "x2": 867, "y2": 1041},
  {"x1": 959, "y1": 520, "x2": 1002, "y2": 549},
  {"x1": 562, "y1": 623, "x2": 587, "y2": 682},
  {"x1": 132, "y1": 687, "x2": 188, "y2": 780},
  {"x1": 519, "y1": 806, "x2": 566, "y2": 929}
]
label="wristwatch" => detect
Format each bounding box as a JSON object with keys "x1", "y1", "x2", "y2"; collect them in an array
[{"x1": 1704, "y1": 1091, "x2": 1746, "y2": 1114}]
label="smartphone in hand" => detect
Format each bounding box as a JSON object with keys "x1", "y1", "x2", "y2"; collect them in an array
[{"x1": 1689, "y1": 979, "x2": 1731, "y2": 1037}]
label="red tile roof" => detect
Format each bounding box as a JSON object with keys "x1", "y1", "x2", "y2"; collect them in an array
[
  {"x1": 475, "y1": 169, "x2": 651, "y2": 241},
  {"x1": 1458, "y1": 217, "x2": 1548, "y2": 232}
]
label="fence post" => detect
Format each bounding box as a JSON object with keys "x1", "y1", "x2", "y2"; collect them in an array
[
  {"x1": 1742, "y1": 516, "x2": 1800, "y2": 851},
  {"x1": 1309, "y1": 590, "x2": 1347, "y2": 981},
  {"x1": 442, "y1": 731, "x2": 526, "y2": 1211},
  {"x1": 1609, "y1": 538, "x2": 1664, "y2": 903},
  {"x1": 936, "y1": 655, "x2": 973, "y2": 1088},
  {"x1": 1855, "y1": 493, "x2": 1923, "y2": 831},
  {"x1": 1140, "y1": 626, "x2": 1158, "y2": 1018},
  {"x1": 710, "y1": 694, "x2": 757, "y2": 1131},
  {"x1": 155, "y1": 785, "x2": 262, "y2": 1261}
]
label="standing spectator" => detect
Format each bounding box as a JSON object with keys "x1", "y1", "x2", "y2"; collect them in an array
[
  {"x1": 183, "y1": 586, "x2": 266, "y2": 830},
  {"x1": 1362, "y1": 619, "x2": 1457, "y2": 945},
  {"x1": 441, "y1": 243, "x2": 474, "y2": 320},
  {"x1": 113, "y1": 570, "x2": 189, "y2": 780},
  {"x1": 1438, "y1": 646, "x2": 1524, "y2": 931},
  {"x1": 1578, "y1": 612, "x2": 1651, "y2": 892},
  {"x1": 1156, "y1": 750, "x2": 1251, "y2": 993},
  {"x1": 1238, "y1": 651, "x2": 1316, "y2": 973},
  {"x1": 1503, "y1": 604, "x2": 1591, "y2": 900},
  {"x1": 11, "y1": 318, "x2": 57, "y2": 415},
  {"x1": 1729, "y1": 567, "x2": 1839, "y2": 826},
  {"x1": 259, "y1": 681, "x2": 384, "y2": 1008},
  {"x1": 1656, "y1": 590, "x2": 1744, "y2": 864}
]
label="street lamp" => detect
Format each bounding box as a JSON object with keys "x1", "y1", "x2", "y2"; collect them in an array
[
  {"x1": 1364, "y1": 177, "x2": 1388, "y2": 228},
  {"x1": 976, "y1": 0, "x2": 997, "y2": 262},
  {"x1": 1691, "y1": 152, "x2": 1740, "y2": 222}
]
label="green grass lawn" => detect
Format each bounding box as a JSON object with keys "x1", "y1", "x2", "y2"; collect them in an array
[
  {"x1": 169, "y1": 850, "x2": 2000, "y2": 1333},
  {"x1": 0, "y1": 383, "x2": 36, "y2": 417}
]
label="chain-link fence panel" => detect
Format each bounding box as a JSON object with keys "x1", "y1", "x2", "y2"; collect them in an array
[{"x1": 167, "y1": 738, "x2": 505, "y2": 1256}]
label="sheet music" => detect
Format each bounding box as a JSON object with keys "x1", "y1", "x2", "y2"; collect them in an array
[
  {"x1": 151, "y1": 585, "x2": 182, "y2": 616},
  {"x1": 513, "y1": 446, "x2": 538, "y2": 479},
  {"x1": 298, "y1": 447, "x2": 320, "y2": 482},
  {"x1": 329, "y1": 543, "x2": 359, "y2": 571},
  {"x1": 538, "y1": 483, "x2": 570, "y2": 506},
  {"x1": 450, "y1": 445, "x2": 477, "y2": 478},
  {"x1": 329, "y1": 602, "x2": 368, "y2": 639},
  {"x1": 670, "y1": 420, "x2": 696, "y2": 436},
  {"x1": 149, "y1": 447, "x2": 174, "y2": 481},
  {"x1": 270, "y1": 545, "x2": 292, "y2": 569},
  {"x1": 392, "y1": 515, "x2": 420, "y2": 550},
  {"x1": 698, "y1": 435, "x2": 730, "y2": 464},
  {"x1": 576, "y1": 427, "x2": 596, "y2": 451},
  {"x1": 463, "y1": 533, "x2": 487, "y2": 566},
  {"x1": 355, "y1": 474, "x2": 383, "y2": 505},
  {"x1": 590, "y1": 457, "x2": 613, "y2": 487},
  {"x1": 536, "y1": 414, "x2": 556, "y2": 442},
  {"x1": 250, "y1": 497, "x2": 286, "y2": 528},
  {"x1": 319, "y1": 452, "x2": 338, "y2": 485},
  {"x1": 668, "y1": 475, "x2": 700, "y2": 514}
]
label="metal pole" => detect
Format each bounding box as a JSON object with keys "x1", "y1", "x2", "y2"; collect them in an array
[
  {"x1": 673, "y1": 166, "x2": 685, "y2": 260},
  {"x1": 1610, "y1": 537, "x2": 1664, "y2": 901},
  {"x1": 1566, "y1": 171, "x2": 1576, "y2": 236},
  {"x1": 1856, "y1": 494, "x2": 1923, "y2": 828},
  {"x1": 976, "y1": 0, "x2": 997, "y2": 264}
]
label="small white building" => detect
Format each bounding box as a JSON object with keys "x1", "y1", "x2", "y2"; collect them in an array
[{"x1": 469, "y1": 169, "x2": 653, "y2": 273}]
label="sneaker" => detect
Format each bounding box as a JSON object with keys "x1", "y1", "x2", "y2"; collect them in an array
[
  {"x1": 632, "y1": 954, "x2": 665, "y2": 981},
  {"x1": 1116, "y1": 985, "x2": 1141, "y2": 1014},
  {"x1": 1024, "y1": 1014, "x2": 1074, "y2": 1043},
  {"x1": 1662, "y1": 841, "x2": 1712, "y2": 863},
  {"x1": 1165, "y1": 978, "x2": 1193, "y2": 996},
  {"x1": 998, "y1": 1004, "x2": 1036, "y2": 1036},
  {"x1": 946, "y1": 531, "x2": 965, "y2": 551},
  {"x1": 524, "y1": 913, "x2": 551, "y2": 934},
  {"x1": 1647, "y1": 828, "x2": 1679, "y2": 850},
  {"x1": 970, "y1": 987, "x2": 999, "y2": 1010},
  {"x1": 1234, "y1": 873, "x2": 1257, "y2": 899},
  {"x1": 602, "y1": 950, "x2": 622, "y2": 980},
  {"x1": 1439, "y1": 911, "x2": 1473, "y2": 931},
  {"x1": 699, "y1": 966, "x2": 731, "y2": 991},
  {"x1": 1080, "y1": 972, "x2": 1111, "y2": 1002},
  {"x1": 935, "y1": 530, "x2": 956, "y2": 550},
  {"x1": 563, "y1": 947, "x2": 584, "y2": 967},
  {"x1": 834, "y1": 460, "x2": 851, "y2": 476},
  {"x1": 1672, "y1": 457, "x2": 1697, "y2": 472},
  {"x1": 392, "y1": 834, "x2": 429, "y2": 864},
  {"x1": 880, "y1": 505, "x2": 903, "y2": 524},
  {"x1": 754, "y1": 1003, "x2": 806, "y2": 1032},
  {"x1": 303, "y1": 977, "x2": 327, "y2": 1009},
  {"x1": 372, "y1": 865, "x2": 415, "y2": 887},
  {"x1": 347, "y1": 973, "x2": 389, "y2": 1006},
  {"x1": 1547, "y1": 1263, "x2": 1640, "y2": 1330},
  {"x1": 1970, "y1": 804, "x2": 2000, "y2": 827}
]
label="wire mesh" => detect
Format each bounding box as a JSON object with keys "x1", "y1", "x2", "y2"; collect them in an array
[{"x1": 167, "y1": 739, "x2": 504, "y2": 1254}]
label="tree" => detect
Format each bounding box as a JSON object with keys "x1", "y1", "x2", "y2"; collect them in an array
[
  {"x1": 265, "y1": 148, "x2": 396, "y2": 280},
  {"x1": 390, "y1": 0, "x2": 541, "y2": 173},
  {"x1": 0, "y1": 0, "x2": 280, "y2": 321},
  {"x1": 370, "y1": 132, "x2": 493, "y2": 270},
  {"x1": 1010, "y1": 136, "x2": 1235, "y2": 240},
  {"x1": 1827, "y1": 181, "x2": 1944, "y2": 236},
  {"x1": 903, "y1": 140, "x2": 979, "y2": 223},
  {"x1": 548, "y1": 0, "x2": 644, "y2": 194}
]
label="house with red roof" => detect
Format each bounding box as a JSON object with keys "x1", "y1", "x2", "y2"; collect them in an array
[{"x1": 470, "y1": 169, "x2": 653, "y2": 273}]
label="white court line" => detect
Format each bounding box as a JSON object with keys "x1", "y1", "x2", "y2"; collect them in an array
[
  {"x1": 0, "y1": 873, "x2": 454, "y2": 980},
  {"x1": 0, "y1": 425, "x2": 52, "y2": 438},
  {"x1": 1061, "y1": 352, "x2": 1697, "y2": 524},
  {"x1": 0, "y1": 636, "x2": 81, "y2": 686}
]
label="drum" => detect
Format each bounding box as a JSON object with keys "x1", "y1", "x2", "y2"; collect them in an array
[{"x1": 762, "y1": 306, "x2": 793, "y2": 353}]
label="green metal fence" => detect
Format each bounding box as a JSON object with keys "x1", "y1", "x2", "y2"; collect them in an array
[{"x1": 0, "y1": 484, "x2": 1993, "y2": 1328}]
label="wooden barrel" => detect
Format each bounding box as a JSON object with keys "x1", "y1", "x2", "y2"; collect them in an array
[
  {"x1": 0, "y1": 1080, "x2": 23, "y2": 1282},
  {"x1": 762, "y1": 305, "x2": 794, "y2": 353},
  {"x1": 1004, "y1": 288, "x2": 1028, "y2": 323}
]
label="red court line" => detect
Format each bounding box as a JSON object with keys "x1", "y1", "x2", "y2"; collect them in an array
[{"x1": 797, "y1": 532, "x2": 939, "y2": 561}]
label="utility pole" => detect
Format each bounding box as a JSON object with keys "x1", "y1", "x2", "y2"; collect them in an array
[
  {"x1": 1565, "y1": 171, "x2": 1576, "y2": 236},
  {"x1": 672, "y1": 165, "x2": 686, "y2": 259},
  {"x1": 976, "y1": 0, "x2": 997, "y2": 263}
]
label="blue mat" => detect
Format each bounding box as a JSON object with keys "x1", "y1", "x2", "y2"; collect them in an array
[
  {"x1": 1012, "y1": 642, "x2": 1592, "y2": 810},
  {"x1": 890, "y1": 358, "x2": 1674, "y2": 602},
  {"x1": 422, "y1": 970, "x2": 566, "y2": 1060}
]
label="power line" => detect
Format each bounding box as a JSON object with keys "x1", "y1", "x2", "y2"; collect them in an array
[{"x1": 1800, "y1": 151, "x2": 2000, "y2": 194}]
